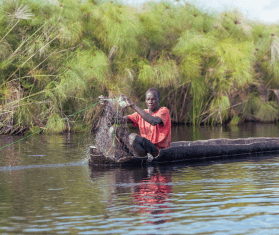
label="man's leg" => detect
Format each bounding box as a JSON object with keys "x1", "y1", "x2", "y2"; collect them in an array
[{"x1": 128, "y1": 133, "x2": 159, "y2": 158}]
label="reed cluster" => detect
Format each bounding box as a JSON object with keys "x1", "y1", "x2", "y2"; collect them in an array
[{"x1": 1, "y1": 0, "x2": 279, "y2": 134}]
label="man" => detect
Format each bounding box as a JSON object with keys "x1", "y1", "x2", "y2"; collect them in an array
[{"x1": 116, "y1": 88, "x2": 171, "y2": 158}]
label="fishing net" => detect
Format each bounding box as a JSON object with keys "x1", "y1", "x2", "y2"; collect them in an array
[{"x1": 94, "y1": 97, "x2": 137, "y2": 162}]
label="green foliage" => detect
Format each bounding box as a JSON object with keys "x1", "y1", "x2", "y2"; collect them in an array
[
  {"x1": 190, "y1": 76, "x2": 209, "y2": 125},
  {"x1": 63, "y1": 49, "x2": 109, "y2": 85},
  {"x1": 179, "y1": 54, "x2": 202, "y2": 82},
  {"x1": 243, "y1": 94, "x2": 279, "y2": 122},
  {"x1": 211, "y1": 10, "x2": 252, "y2": 41},
  {"x1": 215, "y1": 39, "x2": 254, "y2": 92},
  {"x1": 208, "y1": 95, "x2": 231, "y2": 124},
  {"x1": 1, "y1": 0, "x2": 279, "y2": 135},
  {"x1": 229, "y1": 115, "x2": 241, "y2": 126},
  {"x1": 138, "y1": 58, "x2": 179, "y2": 88},
  {"x1": 71, "y1": 121, "x2": 91, "y2": 132},
  {"x1": 173, "y1": 31, "x2": 215, "y2": 57},
  {"x1": 14, "y1": 104, "x2": 36, "y2": 127},
  {"x1": 25, "y1": 125, "x2": 41, "y2": 136},
  {"x1": 89, "y1": 2, "x2": 142, "y2": 57},
  {"x1": 45, "y1": 113, "x2": 67, "y2": 133}
]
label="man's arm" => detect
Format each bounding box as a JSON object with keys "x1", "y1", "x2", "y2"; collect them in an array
[
  {"x1": 128, "y1": 104, "x2": 162, "y2": 126},
  {"x1": 120, "y1": 94, "x2": 162, "y2": 126},
  {"x1": 99, "y1": 95, "x2": 163, "y2": 126}
]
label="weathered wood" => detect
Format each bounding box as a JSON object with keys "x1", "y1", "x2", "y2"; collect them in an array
[{"x1": 89, "y1": 137, "x2": 279, "y2": 165}]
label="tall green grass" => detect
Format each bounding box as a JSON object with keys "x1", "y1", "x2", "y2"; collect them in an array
[{"x1": 1, "y1": 0, "x2": 279, "y2": 134}]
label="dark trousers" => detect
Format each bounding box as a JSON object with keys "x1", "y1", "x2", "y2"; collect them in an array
[{"x1": 132, "y1": 135, "x2": 159, "y2": 157}]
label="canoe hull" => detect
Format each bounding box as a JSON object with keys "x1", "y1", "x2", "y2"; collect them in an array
[
  {"x1": 89, "y1": 146, "x2": 148, "y2": 165},
  {"x1": 89, "y1": 137, "x2": 279, "y2": 166}
]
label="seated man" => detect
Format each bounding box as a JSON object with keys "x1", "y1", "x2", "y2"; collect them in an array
[{"x1": 117, "y1": 88, "x2": 171, "y2": 158}]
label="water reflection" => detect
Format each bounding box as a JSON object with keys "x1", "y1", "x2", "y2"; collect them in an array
[
  {"x1": 0, "y1": 136, "x2": 22, "y2": 167},
  {"x1": 1, "y1": 124, "x2": 279, "y2": 234},
  {"x1": 89, "y1": 165, "x2": 173, "y2": 224},
  {"x1": 2, "y1": 147, "x2": 22, "y2": 167},
  {"x1": 133, "y1": 170, "x2": 173, "y2": 224}
]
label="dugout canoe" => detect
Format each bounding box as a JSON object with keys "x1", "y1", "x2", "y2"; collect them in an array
[{"x1": 89, "y1": 137, "x2": 279, "y2": 165}]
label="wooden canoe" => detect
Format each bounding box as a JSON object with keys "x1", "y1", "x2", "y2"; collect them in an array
[{"x1": 89, "y1": 137, "x2": 279, "y2": 166}]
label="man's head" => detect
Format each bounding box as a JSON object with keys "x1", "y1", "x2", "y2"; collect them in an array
[{"x1": 145, "y1": 88, "x2": 160, "y2": 113}]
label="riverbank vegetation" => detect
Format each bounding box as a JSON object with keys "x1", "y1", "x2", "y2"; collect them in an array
[{"x1": 1, "y1": 0, "x2": 279, "y2": 134}]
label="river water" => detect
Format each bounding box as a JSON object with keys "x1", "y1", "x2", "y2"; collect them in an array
[{"x1": 1, "y1": 123, "x2": 279, "y2": 234}]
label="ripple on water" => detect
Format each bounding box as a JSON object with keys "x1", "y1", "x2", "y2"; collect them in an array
[{"x1": 1, "y1": 129, "x2": 279, "y2": 234}]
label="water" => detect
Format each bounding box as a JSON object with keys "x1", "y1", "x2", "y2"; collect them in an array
[{"x1": 1, "y1": 123, "x2": 279, "y2": 234}]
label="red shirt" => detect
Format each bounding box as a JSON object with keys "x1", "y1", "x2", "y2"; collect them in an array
[{"x1": 127, "y1": 107, "x2": 171, "y2": 150}]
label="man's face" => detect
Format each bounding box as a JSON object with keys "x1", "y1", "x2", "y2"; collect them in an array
[{"x1": 145, "y1": 91, "x2": 160, "y2": 113}]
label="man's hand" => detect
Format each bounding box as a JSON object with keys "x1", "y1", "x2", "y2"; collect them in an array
[
  {"x1": 119, "y1": 95, "x2": 135, "y2": 108},
  {"x1": 98, "y1": 95, "x2": 108, "y2": 106}
]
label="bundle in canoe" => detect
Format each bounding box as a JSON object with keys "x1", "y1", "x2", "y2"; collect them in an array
[{"x1": 89, "y1": 137, "x2": 279, "y2": 165}]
